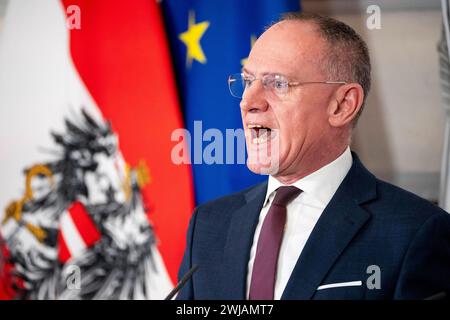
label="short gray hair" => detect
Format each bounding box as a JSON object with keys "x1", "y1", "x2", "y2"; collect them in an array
[{"x1": 278, "y1": 12, "x2": 371, "y2": 125}]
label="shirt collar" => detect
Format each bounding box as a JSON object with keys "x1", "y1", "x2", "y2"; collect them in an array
[{"x1": 263, "y1": 147, "x2": 353, "y2": 208}]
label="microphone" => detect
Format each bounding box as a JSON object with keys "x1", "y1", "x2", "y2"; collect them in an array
[
  {"x1": 424, "y1": 291, "x2": 447, "y2": 300},
  {"x1": 165, "y1": 264, "x2": 199, "y2": 300}
]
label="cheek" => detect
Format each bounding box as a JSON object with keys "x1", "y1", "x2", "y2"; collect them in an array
[
  {"x1": 287, "y1": 94, "x2": 328, "y2": 129},
  {"x1": 276, "y1": 101, "x2": 304, "y2": 135},
  {"x1": 275, "y1": 111, "x2": 302, "y2": 155},
  {"x1": 276, "y1": 101, "x2": 320, "y2": 149}
]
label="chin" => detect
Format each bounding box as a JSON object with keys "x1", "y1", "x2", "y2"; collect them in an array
[
  {"x1": 246, "y1": 156, "x2": 280, "y2": 176},
  {"x1": 245, "y1": 138, "x2": 281, "y2": 175}
]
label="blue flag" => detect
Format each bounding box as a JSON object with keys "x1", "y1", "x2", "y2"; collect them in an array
[{"x1": 162, "y1": 1, "x2": 301, "y2": 205}]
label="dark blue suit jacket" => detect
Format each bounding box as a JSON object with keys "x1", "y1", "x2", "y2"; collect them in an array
[{"x1": 177, "y1": 153, "x2": 450, "y2": 299}]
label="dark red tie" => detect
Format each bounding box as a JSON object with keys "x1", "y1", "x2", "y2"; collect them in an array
[{"x1": 249, "y1": 186, "x2": 302, "y2": 300}]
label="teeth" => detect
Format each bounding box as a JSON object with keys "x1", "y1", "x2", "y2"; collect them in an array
[
  {"x1": 252, "y1": 136, "x2": 267, "y2": 144},
  {"x1": 252, "y1": 130, "x2": 270, "y2": 144},
  {"x1": 252, "y1": 137, "x2": 264, "y2": 144}
]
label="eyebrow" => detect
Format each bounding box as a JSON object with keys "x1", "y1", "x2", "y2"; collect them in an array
[
  {"x1": 241, "y1": 67, "x2": 254, "y2": 75},
  {"x1": 241, "y1": 68, "x2": 276, "y2": 77},
  {"x1": 242, "y1": 68, "x2": 296, "y2": 81}
]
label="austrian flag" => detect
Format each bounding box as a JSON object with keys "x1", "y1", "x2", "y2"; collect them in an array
[{"x1": 0, "y1": 0, "x2": 194, "y2": 299}]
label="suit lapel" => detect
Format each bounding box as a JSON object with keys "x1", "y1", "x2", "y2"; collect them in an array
[
  {"x1": 221, "y1": 182, "x2": 268, "y2": 299},
  {"x1": 281, "y1": 153, "x2": 377, "y2": 300},
  {"x1": 281, "y1": 190, "x2": 371, "y2": 299}
]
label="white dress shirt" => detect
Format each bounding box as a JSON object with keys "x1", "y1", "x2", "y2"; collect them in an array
[{"x1": 246, "y1": 147, "x2": 353, "y2": 299}]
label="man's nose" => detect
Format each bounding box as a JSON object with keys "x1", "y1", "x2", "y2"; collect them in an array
[{"x1": 240, "y1": 80, "x2": 269, "y2": 112}]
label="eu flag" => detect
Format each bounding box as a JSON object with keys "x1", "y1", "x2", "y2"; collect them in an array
[{"x1": 162, "y1": 1, "x2": 301, "y2": 205}]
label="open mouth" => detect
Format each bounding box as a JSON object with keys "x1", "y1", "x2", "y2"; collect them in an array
[{"x1": 247, "y1": 124, "x2": 276, "y2": 144}]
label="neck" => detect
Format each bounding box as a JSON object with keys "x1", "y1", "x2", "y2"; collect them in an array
[{"x1": 273, "y1": 143, "x2": 349, "y2": 185}]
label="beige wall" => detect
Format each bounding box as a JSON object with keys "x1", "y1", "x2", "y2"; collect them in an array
[{"x1": 303, "y1": 0, "x2": 444, "y2": 200}]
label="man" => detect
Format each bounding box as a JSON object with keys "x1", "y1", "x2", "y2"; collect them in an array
[{"x1": 177, "y1": 13, "x2": 450, "y2": 300}]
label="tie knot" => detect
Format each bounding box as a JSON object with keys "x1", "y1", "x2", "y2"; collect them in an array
[{"x1": 272, "y1": 186, "x2": 301, "y2": 207}]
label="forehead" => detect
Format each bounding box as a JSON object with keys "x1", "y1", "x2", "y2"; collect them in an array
[{"x1": 245, "y1": 21, "x2": 326, "y2": 77}]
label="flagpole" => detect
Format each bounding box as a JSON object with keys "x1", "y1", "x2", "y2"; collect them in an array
[{"x1": 439, "y1": 0, "x2": 450, "y2": 210}]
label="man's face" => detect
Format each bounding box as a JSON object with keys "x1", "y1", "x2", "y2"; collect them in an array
[{"x1": 241, "y1": 21, "x2": 338, "y2": 179}]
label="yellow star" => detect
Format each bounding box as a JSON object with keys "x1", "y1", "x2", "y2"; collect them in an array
[
  {"x1": 178, "y1": 10, "x2": 210, "y2": 68},
  {"x1": 241, "y1": 35, "x2": 257, "y2": 66}
]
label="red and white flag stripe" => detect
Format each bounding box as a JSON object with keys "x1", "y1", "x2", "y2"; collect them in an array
[{"x1": 58, "y1": 202, "x2": 101, "y2": 263}]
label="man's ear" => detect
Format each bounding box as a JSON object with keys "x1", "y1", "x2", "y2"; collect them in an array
[{"x1": 327, "y1": 83, "x2": 364, "y2": 127}]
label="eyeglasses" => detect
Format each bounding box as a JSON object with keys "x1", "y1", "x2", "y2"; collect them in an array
[{"x1": 227, "y1": 73, "x2": 346, "y2": 99}]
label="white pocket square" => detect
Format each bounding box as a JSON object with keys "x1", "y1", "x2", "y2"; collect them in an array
[{"x1": 317, "y1": 280, "x2": 362, "y2": 291}]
